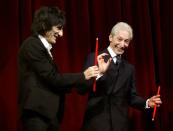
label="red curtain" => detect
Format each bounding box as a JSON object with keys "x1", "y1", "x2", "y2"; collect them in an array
[{"x1": 0, "y1": 0, "x2": 173, "y2": 131}]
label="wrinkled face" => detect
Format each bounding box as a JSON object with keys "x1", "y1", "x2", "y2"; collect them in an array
[
  {"x1": 44, "y1": 26, "x2": 63, "y2": 44},
  {"x1": 109, "y1": 30, "x2": 131, "y2": 55}
]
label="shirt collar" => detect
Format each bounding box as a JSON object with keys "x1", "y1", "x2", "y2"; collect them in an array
[
  {"x1": 38, "y1": 35, "x2": 52, "y2": 52},
  {"x1": 107, "y1": 46, "x2": 121, "y2": 64},
  {"x1": 107, "y1": 46, "x2": 118, "y2": 58}
]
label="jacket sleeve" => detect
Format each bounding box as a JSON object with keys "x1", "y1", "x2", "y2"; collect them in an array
[
  {"x1": 76, "y1": 53, "x2": 95, "y2": 94},
  {"x1": 22, "y1": 39, "x2": 86, "y2": 89},
  {"x1": 128, "y1": 66, "x2": 146, "y2": 110}
]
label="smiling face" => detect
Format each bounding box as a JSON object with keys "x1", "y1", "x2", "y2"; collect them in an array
[
  {"x1": 109, "y1": 30, "x2": 131, "y2": 55},
  {"x1": 44, "y1": 26, "x2": 63, "y2": 44}
]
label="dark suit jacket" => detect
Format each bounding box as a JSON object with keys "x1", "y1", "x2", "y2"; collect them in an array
[
  {"x1": 78, "y1": 49, "x2": 146, "y2": 131},
  {"x1": 18, "y1": 35, "x2": 86, "y2": 122}
]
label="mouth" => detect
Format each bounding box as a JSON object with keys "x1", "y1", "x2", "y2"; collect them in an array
[
  {"x1": 54, "y1": 33, "x2": 59, "y2": 37},
  {"x1": 53, "y1": 33, "x2": 59, "y2": 40},
  {"x1": 50, "y1": 34, "x2": 57, "y2": 43},
  {"x1": 115, "y1": 47, "x2": 125, "y2": 54}
]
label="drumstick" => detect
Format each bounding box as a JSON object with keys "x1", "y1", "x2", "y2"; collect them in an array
[
  {"x1": 152, "y1": 85, "x2": 161, "y2": 121},
  {"x1": 93, "y1": 37, "x2": 98, "y2": 92}
]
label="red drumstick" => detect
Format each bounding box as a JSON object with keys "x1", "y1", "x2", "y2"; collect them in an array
[
  {"x1": 152, "y1": 85, "x2": 161, "y2": 121},
  {"x1": 93, "y1": 37, "x2": 98, "y2": 92}
]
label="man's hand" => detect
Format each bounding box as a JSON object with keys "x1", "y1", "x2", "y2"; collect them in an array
[
  {"x1": 97, "y1": 53, "x2": 112, "y2": 74},
  {"x1": 148, "y1": 95, "x2": 162, "y2": 108},
  {"x1": 83, "y1": 66, "x2": 99, "y2": 80}
]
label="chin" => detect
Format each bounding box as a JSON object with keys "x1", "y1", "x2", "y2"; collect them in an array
[{"x1": 51, "y1": 40, "x2": 56, "y2": 44}]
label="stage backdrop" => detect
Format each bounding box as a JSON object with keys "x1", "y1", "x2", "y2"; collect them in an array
[{"x1": 0, "y1": 0, "x2": 173, "y2": 131}]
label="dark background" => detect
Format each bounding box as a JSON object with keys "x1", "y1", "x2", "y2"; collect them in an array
[{"x1": 0, "y1": 0, "x2": 173, "y2": 131}]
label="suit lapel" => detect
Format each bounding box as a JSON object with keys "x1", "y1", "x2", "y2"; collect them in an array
[
  {"x1": 112, "y1": 60, "x2": 127, "y2": 93},
  {"x1": 99, "y1": 49, "x2": 131, "y2": 94},
  {"x1": 35, "y1": 35, "x2": 55, "y2": 66},
  {"x1": 100, "y1": 49, "x2": 120, "y2": 94},
  {"x1": 46, "y1": 52, "x2": 55, "y2": 65},
  {"x1": 99, "y1": 49, "x2": 129, "y2": 94}
]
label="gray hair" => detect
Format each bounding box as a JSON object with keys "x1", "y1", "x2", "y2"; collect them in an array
[{"x1": 110, "y1": 22, "x2": 133, "y2": 39}]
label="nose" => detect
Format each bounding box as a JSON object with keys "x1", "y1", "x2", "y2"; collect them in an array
[
  {"x1": 120, "y1": 41, "x2": 128, "y2": 48},
  {"x1": 120, "y1": 41, "x2": 125, "y2": 47},
  {"x1": 58, "y1": 29, "x2": 63, "y2": 37}
]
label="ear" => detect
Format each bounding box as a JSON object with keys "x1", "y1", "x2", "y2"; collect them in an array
[{"x1": 109, "y1": 34, "x2": 113, "y2": 42}]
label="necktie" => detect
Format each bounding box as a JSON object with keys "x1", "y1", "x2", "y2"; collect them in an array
[
  {"x1": 107, "y1": 55, "x2": 121, "y2": 94},
  {"x1": 116, "y1": 55, "x2": 121, "y2": 65}
]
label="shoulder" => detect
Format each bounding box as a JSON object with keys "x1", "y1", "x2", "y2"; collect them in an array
[
  {"x1": 22, "y1": 35, "x2": 41, "y2": 47},
  {"x1": 19, "y1": 35, "x2": 46, "y2": 59},
  {"x1": 20, "y1": 35, "x2": 44, "y2": 52}
]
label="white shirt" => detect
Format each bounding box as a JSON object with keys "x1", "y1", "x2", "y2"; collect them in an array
[
  {"x1": 107, "y1": 46, "x2": 119, "y2": 64},
  {"x1": 38, "y1": 35, "x2": 53, "y2": 59}
]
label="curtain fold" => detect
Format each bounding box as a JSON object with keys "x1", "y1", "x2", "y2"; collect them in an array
[{"x1": 0, "y1": 0, "x2": 172, "y2": 131}]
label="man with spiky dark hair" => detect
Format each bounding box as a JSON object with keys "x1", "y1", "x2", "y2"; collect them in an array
[{"x1": 18, "y1": 6, "x2": 111, "y2": 131}]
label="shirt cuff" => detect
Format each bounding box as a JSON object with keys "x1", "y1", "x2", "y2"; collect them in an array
[
  {"x1": 96, "y1": 73, "x2": 103, "y2": 80},
  {"x1": 145, "y1": 99, "x2": 150, "y2": 109}
]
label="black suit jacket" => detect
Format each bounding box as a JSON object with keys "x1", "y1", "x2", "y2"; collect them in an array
[
  {"x1": 18, "y1": 35, "x2": 86, "y2": 121},
  {"x1": 78, "y1": 49, "x2": 146, "y2": 131}
]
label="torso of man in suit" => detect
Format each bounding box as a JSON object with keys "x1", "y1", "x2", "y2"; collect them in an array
[
  {"x1": 18, "y1": 34, "x2": 85, "y2": 122},
  {"x1": 78, "y1": 47, "x2": 146, "y2": 131}
]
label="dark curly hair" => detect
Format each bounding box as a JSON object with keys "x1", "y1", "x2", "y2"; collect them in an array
[{"x1": 31, "y1": 6, "x2": 65, "y2": 35}]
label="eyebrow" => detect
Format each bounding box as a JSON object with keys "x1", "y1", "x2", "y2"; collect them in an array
[
  {"x1": 56, "y1": 25, "x2": 63, "y2": 29},
  {"x1": 118, "y1": 36, "x2": 130, "y2": 40}
]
